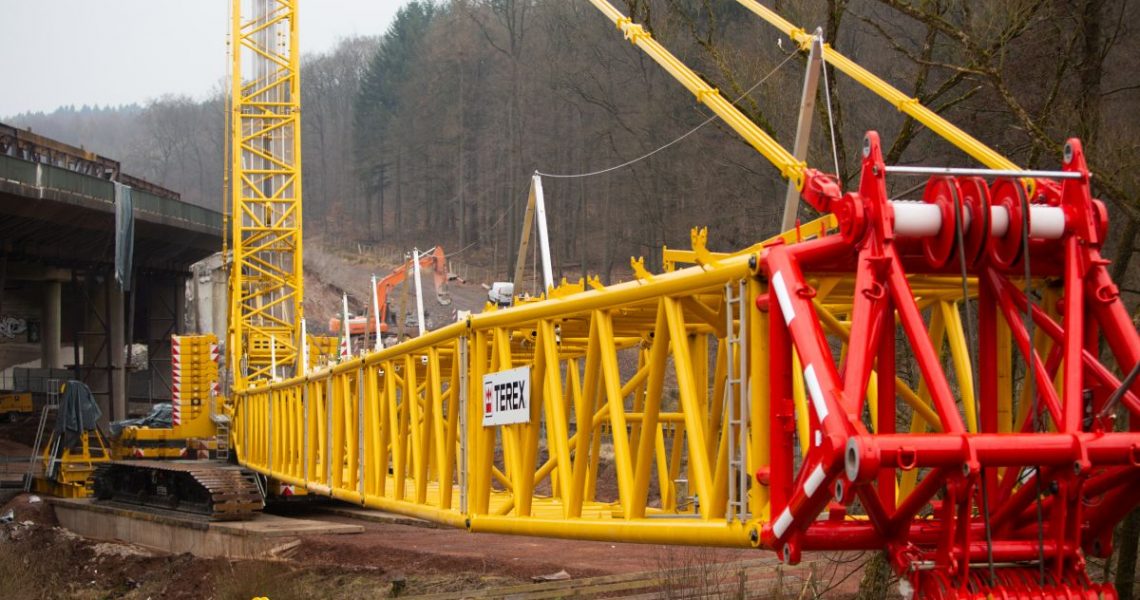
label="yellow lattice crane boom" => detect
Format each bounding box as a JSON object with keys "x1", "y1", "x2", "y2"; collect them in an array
[{"x1": 228, "y1": 0, "x2": 305, "y2": 388}]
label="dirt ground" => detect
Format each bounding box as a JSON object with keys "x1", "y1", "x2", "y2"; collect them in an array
[
  {"x1": 0, "y1": 494, "x2": 412, "y2": 600},
  {"x1": 0, "y1": 493, "x2": 864, "y2": 599}
]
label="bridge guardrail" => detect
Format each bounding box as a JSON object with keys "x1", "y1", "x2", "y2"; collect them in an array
[
  {"x1": 0, "y1": 153, "x2": 221, "y2": 232},
  {"x1": 0, "y1": 154, "x2": 38, "y2": 185},
  {"x1": 133, "y1": 189, "x2": 222, "y2": 231},
  {"x1": 39, "y1": 162, "x2": 115, "y2": 200}
]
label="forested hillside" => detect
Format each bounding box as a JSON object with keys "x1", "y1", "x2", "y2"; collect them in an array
[{"x1": 8, "y1": 0, "x2": 1138, "y2": 293}]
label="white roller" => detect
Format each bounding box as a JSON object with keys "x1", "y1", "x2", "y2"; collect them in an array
[
  {"x1": 959, "y1": 205, "x2": 973, "y2": 230},
  {"x1": 891, "y1": 202, "x2": 942, "y2": 237},
  {"x1": 990, "y1": 206, "x2": 1010, "y2": 237},
  {"x1": 1029, "y1": 206, "x2": 1066, "y2": 239}
]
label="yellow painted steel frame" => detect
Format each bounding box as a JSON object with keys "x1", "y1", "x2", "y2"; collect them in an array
[
  {"x1": 227, "y1": 0, "x2": 1035, "y2": 548},
  {"x1": 34, "y1": 423, "x2": 112, "y2": 498},
  {"x1": 229, "y1": 0, "x2": 305, "y2": 387},
  {"x1": 662, "y1": 215, "x2": 838, "y2": 272},
  {"x1": 226, "y1": 0, "x2": 1033, "y2": 549},
  {"x1": 232, "y1": 227, "x2": 996, "y2": 546},
  {"x1": 235, "y1": 253, "x2": 762, "y2": 545}
]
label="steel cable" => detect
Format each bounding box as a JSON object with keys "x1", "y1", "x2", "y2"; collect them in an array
[
  {"x1": 819, "y1": 44, "x2": 842, "y2": 180},
  {"x1": 951, "y1": 184, "x2": 996, "y2": 584},
  {"x1": 536, "y1": 51, "x2": 798, "y2": 180},
  {"x1": 1019, "y1": 185, "x2": 1048, "y2": 586}
]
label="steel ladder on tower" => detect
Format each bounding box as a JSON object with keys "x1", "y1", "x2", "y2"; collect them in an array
[
  {"x1": 212, "y1": 414, "x2": 231, "y2": 461},
  {"x1": 725, "y1": 281, "x2": 750, "y2": 522}
]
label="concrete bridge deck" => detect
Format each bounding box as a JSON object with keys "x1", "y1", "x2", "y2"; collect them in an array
[{"x1": 0, "y1": 153, "x2": 220, "y2": 270}]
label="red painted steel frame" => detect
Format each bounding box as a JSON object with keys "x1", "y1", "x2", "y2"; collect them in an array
[{"x1": 756, "y1": 132, "x2": 1140, "y2": 599}]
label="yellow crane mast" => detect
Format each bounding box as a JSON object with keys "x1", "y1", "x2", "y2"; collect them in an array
[{"x1": 228, "y1": 0, "x2": 305, "y2": 388}]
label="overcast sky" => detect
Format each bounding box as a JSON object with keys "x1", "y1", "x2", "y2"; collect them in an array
[{"x1": 0, "y1": 0, "x2": 406, "y2": 118}]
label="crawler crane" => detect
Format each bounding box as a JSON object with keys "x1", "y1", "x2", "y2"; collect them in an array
[{"x1": 93, "y1": 0, "x2": 1140, "y2": 597}]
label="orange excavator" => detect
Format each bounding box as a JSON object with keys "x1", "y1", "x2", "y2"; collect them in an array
[{"x1": 328, "y1": 246, "x2": 452, "y2": 339}]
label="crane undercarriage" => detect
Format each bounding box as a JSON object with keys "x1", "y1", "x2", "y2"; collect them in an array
[{"x1": 93, "y1": 460, "x2": 264, "y2": 521}]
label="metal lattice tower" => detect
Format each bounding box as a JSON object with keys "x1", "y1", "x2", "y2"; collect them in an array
[{"x1": 228, "y1": 0, "x2": 304, "y2": 387}]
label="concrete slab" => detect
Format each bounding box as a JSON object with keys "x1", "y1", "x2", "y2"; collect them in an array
[
  {"x1": 50, "y1": 498, "x2": 362, "y2": 559},
  {"x1": 212, "y1": 513, "x2": 365, "y2": 536},
  {"x1": 319, "y1": 505, "x2": 437, "y2": 528}
]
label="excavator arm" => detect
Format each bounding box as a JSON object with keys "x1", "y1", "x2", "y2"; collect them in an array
[
  {"x1": 423, "y1": 246, "x2": 453, "y2": 307},
  {"x1": 330, "y1": 247, "x2": 452, "y2": 336}
]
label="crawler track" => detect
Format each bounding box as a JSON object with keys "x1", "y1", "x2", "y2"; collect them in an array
[{"x1": 93, "y1": 460, "x2": 263, "y2": 521}]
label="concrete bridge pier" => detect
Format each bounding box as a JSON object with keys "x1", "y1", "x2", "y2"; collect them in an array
[
  {"x1": 41, "y1": 279, "x2": 63, "y2": 369},
  {"x1": 109, "y1": 281, "x2": 125, "y2": 424},
  {"x1": 76, "y1": 272, "x2": 191, "y2": 426},
  {"x1": 79, "y1": 274, "x2": 124, "y2": 426}
]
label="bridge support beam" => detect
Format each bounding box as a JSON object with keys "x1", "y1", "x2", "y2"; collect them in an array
[
  {"x1": 109, "y1": 282, "x2": 125, "y2": 422},
  {"x1": 82, "y1": 275, "x2": 128, "y2": 425},
  {"x1": 41, "y1": 279, "x2": 62, "y2": 369}
]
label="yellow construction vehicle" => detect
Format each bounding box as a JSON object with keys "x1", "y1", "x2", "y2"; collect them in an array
[
  {"x1": 113, "y1": 334, "x2": 224, "y2": 460},
  {"x1": 0, "y1": 391, "x2": 32, "y2": 421}
]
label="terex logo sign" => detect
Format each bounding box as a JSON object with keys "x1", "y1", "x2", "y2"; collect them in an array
[{"x1": 482, "y1": 366, "x2": 531, "y2": 427}]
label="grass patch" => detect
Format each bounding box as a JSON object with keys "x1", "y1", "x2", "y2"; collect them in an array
[{"x1": 0, "y1": 531, "x2": 73, "y2": 599}]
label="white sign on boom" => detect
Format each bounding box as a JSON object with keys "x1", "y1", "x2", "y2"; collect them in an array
[{"x1": 482, "y1": 366, "x2": 531, "y2": 427}]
